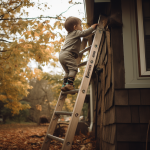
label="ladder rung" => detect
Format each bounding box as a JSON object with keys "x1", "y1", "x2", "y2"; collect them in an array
[
  {"x1": 47, "y1": 134, "x2": 64, "y2": 143},
  {"x1": 79, "y1": 46, "x2": 91, "y2": 54},
  {"x1": 55, "y1": 111, "x2": 72, "y2": 116},
  {"x1": 61, "y1": 89, "x2": 79, "y2": 95},
  {"x1": 78, "y1": 61, "x2": 87, "y2": 67}
]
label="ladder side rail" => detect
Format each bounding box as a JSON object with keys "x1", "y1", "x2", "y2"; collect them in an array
[
  {"x1": 61, "y1": 25, "x2": 104, "y2": 150},
  {"x1": 41, "y1": 92, "x2": 67, "y2": 150}
]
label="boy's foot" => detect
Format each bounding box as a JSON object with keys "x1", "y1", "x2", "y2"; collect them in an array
[
  {"x1": 61, "y1": 84, "x2": 67, "y2": 91},
  {"x1": 65, "y1": 83, "x2": 74, "y2": 91}
]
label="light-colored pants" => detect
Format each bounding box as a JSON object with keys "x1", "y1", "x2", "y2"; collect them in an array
[{"x1": 59, "y1": 50, "x2": 78, "y2": 78}]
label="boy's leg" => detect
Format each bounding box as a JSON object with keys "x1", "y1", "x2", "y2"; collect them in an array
[
  {"x1": 65, "y1": 70, "x2": 77, "y2": 91},
  {"x1": 60, "y1": 67, "x2": 69, "y2": 91},
  {"x1": 59, "y1": 51, "x2": 78, "y2": 91},
  {"x1": 59, "y1": 51, "x2": 70, "y2": 91},
  {"x1": 61, "y1": 75, "x2": 68, "y2": 91}
]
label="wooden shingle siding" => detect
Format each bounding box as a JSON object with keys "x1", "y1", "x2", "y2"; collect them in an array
[
  {"x1": 95, "y1": 33, "x2": 105, "y2": 66},
  {"x1": 131, "y1": 106, "x2": 140, "y2": 123},
  {"x1": 103, "y1": 107, "x2": 115, "y2": 126},
  {"x1": 101, "y1": 141, "x2": 115, "y2": 150},
  {"x1": 111, "y1": 0, "x2": 125, "y2": 89},
  {"x1": 139, "y1": 106, "x2": 150, "y2": 123},
  {"x1": 102, "y1": 125, "x2": 116, "y2": 144},
  {"x1": 114, "y1": 90, "x2": 128, "y2": 105},
  {"x1": 116, "y1": 124, "x2": 150, "y2": 142},
  {"x1": 117, "y1": 142, "x2": 129, "y2": 150},
  {"x1": 90, "y1": 1, "x2": 150, "y2": 150},
  {"x1": 117, "y1": 142, "x2": 150, "y2": 150},
  {"x1": 94, "y1": 23, "x2": 115, "y2": 149},
  {"x1": 141, "y1": 89, "x2": 150, "y2": 105},
  {"x1": 128, "y1": 89, "x2": 141, "y2": 105},
  {"x1": 115, "y1": 106, "x2": 131, "y2": 123},
  {"x1": 104, "y1": 86, "x2": 114, "y2": 111}
]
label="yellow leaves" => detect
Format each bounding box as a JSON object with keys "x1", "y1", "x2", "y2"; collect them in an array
[
  {"x1": 50, "y1": 62, "x2": 57, "y2": 67},
  {"x1": 3, "y1": 14, "x2": 9, "y2": 19},
  {"x1": 69, "y1": 0, "x2": 73, "y2": 4},
  {"x1": 24, "y1": 44, "x2": 32, "y2": 49},
  {"x1": 0, "y1": 2, "x2": 66, "y2": 116},
  {"x1": 34, "y1": 32, "x2": 39, "y2": 37},
  {"x1": 49, "y1": 100, "x2": 57, "y2": 108},
  {"x1": 36, "y1": 104, "x2": 42, "y2": 111},
  {"x1": 19, "y1": 39, "x2": 25, "y2": 43},
  {"x1": 3, "y1": 100, "x2": 29, "y2": 115},
  {"x1": 34, "y1": 68, "x2": 42, "y2": 80}
]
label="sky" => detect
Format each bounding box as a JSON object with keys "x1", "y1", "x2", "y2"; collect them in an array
[{"x1": 26, "y1": 0, "x2": 86, "y2": 74}]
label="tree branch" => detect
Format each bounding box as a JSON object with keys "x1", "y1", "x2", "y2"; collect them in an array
[
  {"x1": 0, "y1": 50, "x2": 12, "y2": 52},
  {"x1": 57, "y1": 2, "x2": 82, "y2": 17},
  {"x1": 0, "y1": 39, "x2": 12, "y2": 43},
  {"x1": 0, "y1": 2, "x2": 22, "y2": 19},
  {"x1": 0, "y1": 16, "x2": 64, "y2": 21},
  {"x1": 1, "y1": 52, "x2": 12, "y2": 60},
  {"x1": 0, "y1": 2, "x2": 82, "y2": 21}
]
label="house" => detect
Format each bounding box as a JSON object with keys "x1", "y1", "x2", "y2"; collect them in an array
[{"x1": 84, "y1": 0, "x2": 150, "y2": 150}]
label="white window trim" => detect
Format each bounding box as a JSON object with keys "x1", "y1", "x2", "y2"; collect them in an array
[
  {"x1": 137, "y1": 0, "x2": 150, "y2": 75},
  {"x1": 122, "y1": 0, "x2": 150, "y2": 88}
]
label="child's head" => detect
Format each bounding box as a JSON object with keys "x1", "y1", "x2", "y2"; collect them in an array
[{"x1": 64, "y1": 16, "x2": 82, "y2": 32}]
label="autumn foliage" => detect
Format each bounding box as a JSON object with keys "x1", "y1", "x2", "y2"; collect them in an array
[
  {"x1": 0, "y1": 123, "x2": 96, "y2": 150},
  {"x1": 0, "y1": 0, "x2": 65, "y2": 114}
]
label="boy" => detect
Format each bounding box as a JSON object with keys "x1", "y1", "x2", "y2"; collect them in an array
[{"x1": 59, "y1": 16, "x2": 98, "y2": 91}]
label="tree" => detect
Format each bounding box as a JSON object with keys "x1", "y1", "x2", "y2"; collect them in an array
[
  {"x1": 0, "y1": 0, "x2": 65, "y2": 114},
  {"x1": 0, "y1": 0, "x2": 86, "y2": 115}
]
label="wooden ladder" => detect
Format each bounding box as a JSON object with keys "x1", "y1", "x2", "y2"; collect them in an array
[{"x1": 41, "y1": 17, "x2": 104, "y2": 150}]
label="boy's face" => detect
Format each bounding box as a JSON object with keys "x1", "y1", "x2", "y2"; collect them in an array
[{"x1": 74, "y1": 21, "x2": 82, "y2": 31}]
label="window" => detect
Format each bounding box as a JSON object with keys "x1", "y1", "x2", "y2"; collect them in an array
[
  {"x1": 122, "y1": 0, "x2": 150, "y2": 88},
  {"x1": 137, "y1": 0, "x2": 150, "y2": 75}
]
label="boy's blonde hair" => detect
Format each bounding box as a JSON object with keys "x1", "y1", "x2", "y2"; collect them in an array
[{"x1": 64, "y1": 16, "x2": 81, "y2": 32}]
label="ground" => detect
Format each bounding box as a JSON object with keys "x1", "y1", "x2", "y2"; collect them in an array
[{"x1": 0, "y1": 123, "x2": 96, "y2": 150}]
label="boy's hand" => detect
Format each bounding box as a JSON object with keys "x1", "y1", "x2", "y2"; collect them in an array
[{"x1": 91, "y1": 24, "x2": 98, "y2": 29}]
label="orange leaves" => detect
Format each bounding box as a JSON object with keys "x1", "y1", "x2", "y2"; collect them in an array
[
  {"x1": 0, "y1": 95, "x2": 7, "y2": 102},
  {"x1": 0, "y1": 0, "x2": 65, "y2": 116},
  {"x1": 19, "y1": 39, "x2": 25, "y2": 43},
  {"x1": 36, "y1": 104, "x2": 42, "y2": 111},
  {"x1": 0, "y1": 123, "x2": 97, "y2": 150},
  {"x1": 0, "y1": 124, "x2": 47, "y2": 150},
  {"x1": 3, "y1": 14, "x2": 9, "y2": 19},
  {"x1": 24, "y1": 44, "x2": 32, "y2": 49}
]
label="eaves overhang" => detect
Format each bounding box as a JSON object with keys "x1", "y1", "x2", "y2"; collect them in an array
[{"x1": 83, "y1": 0, "x2": 111, "y2": 25}]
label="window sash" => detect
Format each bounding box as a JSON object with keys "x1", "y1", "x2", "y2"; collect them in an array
[{"x1": 137, "y1": 0, "x2": 150, "y2": 75}]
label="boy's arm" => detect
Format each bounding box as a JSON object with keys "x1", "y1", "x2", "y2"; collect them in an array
[{"x1": 76, "y1": 24, "x2": 98, "y2": 37}]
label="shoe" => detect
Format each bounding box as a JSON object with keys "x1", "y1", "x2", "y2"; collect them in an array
[
  {"x1": 61, "y1": 84, "x2": 67, "y2": 91},
  {"x1": 65, "y1": 83, "x2": 74, "y2": 91}
]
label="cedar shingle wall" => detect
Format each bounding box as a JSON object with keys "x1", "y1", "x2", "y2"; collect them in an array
[
  {"x1": 92, "y1": 1, "x2": 150, "y2": 149},
  {"x1": 92, "y1": 18, "x2": 150, "y2": 150},
  {"x1": 115, "y1": 89, "x2": 150, "y2": 150},
  {"x1": 93, "y1": 28, "x2": 115, "y2": 150}
]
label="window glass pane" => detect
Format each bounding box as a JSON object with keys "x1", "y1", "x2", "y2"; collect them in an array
[{"x1": 142, "y1": 0, "x2": 150, "y2": 71}]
